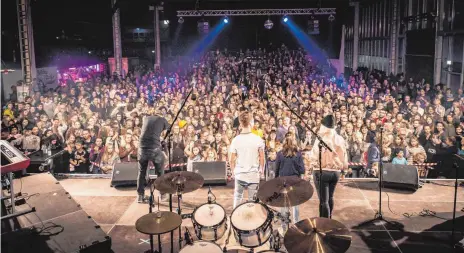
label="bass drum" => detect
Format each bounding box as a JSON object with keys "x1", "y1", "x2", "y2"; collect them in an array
[
  {"x1": 192, "y1": 203, "x2": 227, "y2": 241},
  {"x1": 180, "y1": 241, "x2": 223, "y2": 253},
  {"x1": 230, "y1": 201, "x2": 273, "y2": 248}
]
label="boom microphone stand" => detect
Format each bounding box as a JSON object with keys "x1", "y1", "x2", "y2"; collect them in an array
[
  {"x1": 163, "y1": 85, "x2": 195, "y2": 253},
  {"x1": 264, "y1": 81, "x2": 333, "y2": 218}
]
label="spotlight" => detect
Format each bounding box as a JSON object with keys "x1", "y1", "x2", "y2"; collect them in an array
[
  {"x1": 152, "y1": 50, "x2": 155, "y2": 53},
  {"x1": 223, "y1": 16, "x2": 229, "y2": 24},
  {"x1": 264, "y1": 19, "x2": 274, "y2": 30},
  {"x1": 88, "y1": 51, "x2": 92, "y2": 54},
  {"x1": 283, "y1": 16, "x2": 288, "y2": 23},
  {"x1": 328, "y1": 14, "x2": 335, "y2": 22},
  {"x1": 446, "y1": 60, "x2": 452, "y2": 65},
  {"x1": 163, "y1": 20, "x2": 169, "y2": 25},
  {"x1": 178, "y1": 17, "x2": 184, "y2": 24}
]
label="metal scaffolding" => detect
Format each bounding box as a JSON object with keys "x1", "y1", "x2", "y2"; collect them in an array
[
  {"x1": 177, "y1": 8, "x2": 336, "y2": 17},
  {"x1": 16, "y1": 0, "x2": 36, "y2": 85},
  {"x1": 112, "y1": 0, "x2": 123, "y2": 77}
]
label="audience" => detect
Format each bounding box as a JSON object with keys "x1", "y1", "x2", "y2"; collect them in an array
[{"x1": 2, "y1": 46, "x2": 463, "y2": 179}]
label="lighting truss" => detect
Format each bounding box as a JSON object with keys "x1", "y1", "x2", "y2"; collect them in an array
[{"x1": 176, "y1": 8, "x2": 336, "y2": 17}]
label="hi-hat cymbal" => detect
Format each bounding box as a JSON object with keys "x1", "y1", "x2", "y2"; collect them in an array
[
  {"x1": 284, "y1": 217, "x2": 351, "y2": 253},
  {"x1": 135, "y1": 211, "x2": 182, "y2": 235},
  {"x1": 154, "y1": 171, "x2": 204, "y2": 194},
  {"x1": 257, "y1": 176, "x2": 313, "y2": 207}
]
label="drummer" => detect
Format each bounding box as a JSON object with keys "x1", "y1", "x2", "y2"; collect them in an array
[
  {"x1": 275, "y1": 134, "x2": 306, "y2": 231},
  {"x1": 310, "y1": 115, "x2": 348, "y2": 219}
]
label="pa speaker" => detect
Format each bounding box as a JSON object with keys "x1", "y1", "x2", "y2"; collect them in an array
[
  {"x1": 382, "y1": 163, "x2": 419, "y2": 191},
  {"x1": 192, "y1": 161, "x2": 227, "y2": 185},
  {"x1": 111, "y1": 162, "x2": 157, "y2": 187}
]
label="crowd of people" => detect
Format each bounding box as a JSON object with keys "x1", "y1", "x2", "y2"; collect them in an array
[{"x1": 2, "y1": 45, "x2": 463, "y2": 179}]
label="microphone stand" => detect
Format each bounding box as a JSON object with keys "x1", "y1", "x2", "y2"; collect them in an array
[
  {"x1": 163, "y1": 86, "x2": 195, "y2": 253},
  {"x1": 265, "y1": 81, "x2": 333, "y2": 218}
]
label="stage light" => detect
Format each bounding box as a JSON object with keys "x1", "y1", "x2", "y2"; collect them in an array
[
  {"x1": 152, "y1": 50, "x2": 155, "y2": 53},
  {"x1": 264, "y1": 19, "x2": 274, "y2": 30},
  {"x1": 283, "y1": 16, "x2": 288, "y2": 23},
  {"x1": 223, "y1": 16, "x2": 229, "y2": 24},
  {"x1": 163, "y1": 20, "x2": 169, "y2": 25},
  {"x1": 328, "y1": 14, "x2": 335, "y2": 22},
  {"x1": 178, "y1": 17, "x2": 184, "y2": 24},
  {"x1": 88, "y1": 51, "x2": 92, "y2": 54},
  {"x1": 447, "y1": 60, "x2": 452, "y2": 65}
]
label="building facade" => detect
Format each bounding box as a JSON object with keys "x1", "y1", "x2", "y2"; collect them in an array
[{"x1": 344, "y1": 0, "x2": 463, "y2": 90}]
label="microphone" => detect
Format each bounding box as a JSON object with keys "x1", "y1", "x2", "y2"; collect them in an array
[
  {"x1": 184, "y1": 227, "x2": 194, "y2": 245},
  {"x1": 191, "y1": 93, "x2": 197, "y2": 101}
]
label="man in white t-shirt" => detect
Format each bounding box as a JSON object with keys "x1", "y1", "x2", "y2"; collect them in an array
[{"x1": 229, "y1": 109, "x2": 265, "y2": 208}]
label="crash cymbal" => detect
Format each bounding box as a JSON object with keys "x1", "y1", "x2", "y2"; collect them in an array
[
  {"x1": 284, "y1": 217, "x2": 351, "y2": 253},
  {"x1": 135, "y1": 211, "x2": 182, "y2": 235},
  {"x1": 154, "y1": 171, "x2": 204, "y2": 194},
  {"x1": 257, "y1": 176, "x2": 313, "y2": 207}
]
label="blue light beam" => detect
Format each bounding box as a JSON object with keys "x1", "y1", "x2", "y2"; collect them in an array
[
  {"x1": 283, "y1": 19, "x2": 328, "y2": 62},
  {"x1": 188, "y1": 21, "x2": 227, "y2": 56}
]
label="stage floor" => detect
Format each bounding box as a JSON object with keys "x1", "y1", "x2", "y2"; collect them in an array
[{"x1": 56, "y1": 178, "x2": 464, "y2": 253}]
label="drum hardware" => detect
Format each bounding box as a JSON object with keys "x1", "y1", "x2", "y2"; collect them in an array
[
  {"x1": 155, "y1": 171, "x2": 205, "y2": 251},
  {"x1": 222, "y1": 221, "x2": 233, "y2": 252},
  {"x1": 135, "y1": 211, "x2": 182, "y2": 253},
  {"x1": 184, "y1": 227, "x2": 194, "y2": 246},
  {"x1": 207, "y1": 186, "x2": 216, "y2": 204},
  {"x1": 283, "y1": 217, "x2": 351, "y2": 253},
  {"x1": 269, "y1": 230, "x2": 282, "y2": 252},
  {"x1": 181, "y1": 213, "x2": 192, "y2": 219}
]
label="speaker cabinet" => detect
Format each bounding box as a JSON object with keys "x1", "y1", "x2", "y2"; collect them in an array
[{"x1": 382, "y1": 163, "x2": 419, "y2": 191}]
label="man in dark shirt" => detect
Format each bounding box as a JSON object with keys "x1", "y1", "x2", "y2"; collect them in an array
[{"x1": 137, "y1": 112, "x2": 169, "y2": 203}]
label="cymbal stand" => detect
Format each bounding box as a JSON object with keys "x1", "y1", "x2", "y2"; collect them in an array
[
  {"x1": 176, "y1": 183, "x2": 185, "y2": 250},
  {"x1": 147, "y1": 180, "x2": 161, "y2": 253}
]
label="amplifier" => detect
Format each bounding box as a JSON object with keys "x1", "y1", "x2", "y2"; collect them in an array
[
  {"x1": 382, "y1": 163, "x2": 419, "y2": 191},
  {"x1": 192, "y1": 161, "x2": 227, "y2": 185}
]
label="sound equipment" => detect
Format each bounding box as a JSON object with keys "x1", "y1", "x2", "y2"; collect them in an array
[
  {"x1": 382, "y1": 163, "x2": 419, "y2": 191},
  {"x1": 110, "y1": 162, "x2": 157, "y2": 187},
  {"x1": 1, "y1": 173, "x2": 111, "y2": 253},
  {"x1": 192, "y1": 161, "x2": 227, "y2": 185}
]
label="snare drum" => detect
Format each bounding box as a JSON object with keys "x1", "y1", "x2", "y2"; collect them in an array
[
  {"x1": 180, "y1": 241, "x2": 223, "y2": 253},
  {"x1": 192, "y1": 203, "x2": 227, "y2": 241},
  {"x1": 230, "y1": 201, "x2": 273, "y2": 248}
]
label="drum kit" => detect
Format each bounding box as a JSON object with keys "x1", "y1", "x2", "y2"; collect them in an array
[{"x1": 135, "y1": 172, "x2": 352, "y2": 253}]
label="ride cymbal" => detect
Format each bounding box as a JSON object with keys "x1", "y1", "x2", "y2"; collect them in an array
[
  {"x1": 284, "y1": 217, "x2": 351, "y2": 253},
  {"x1": 154, "y1": 171, "x2": 204, "y2": 194},
  {"x1": 257, "y1": 176, "x2": 313, "y2": 207},
  {"x1": 135, "y1": 211, "x2": 182, "y2": 235}
]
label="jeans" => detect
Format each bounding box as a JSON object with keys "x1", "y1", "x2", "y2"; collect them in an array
[
  {"x1": 137, "y1": 148, "x2": 165, "y2": 196},
  {"x1": 313, "y1": 170, "x2": 340, "y2": 218},
  {"x1": 233, "y1": 179, "x2": 259, "y2": 209}
]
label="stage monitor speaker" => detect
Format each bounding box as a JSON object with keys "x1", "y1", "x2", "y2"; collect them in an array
[
  {"x1": 192, "y1": 161, "x2": 227, "y2": 185},
  {"x1": 382, "y1": 163, "x2": 419, "y2": 191},
  {"x1": 111, "y1": 162, "x2": 157, "y2": 187}
]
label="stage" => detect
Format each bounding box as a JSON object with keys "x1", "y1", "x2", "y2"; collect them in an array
[{"x1": 12, "y1": 175, "x2": 464, "y2": 253}]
